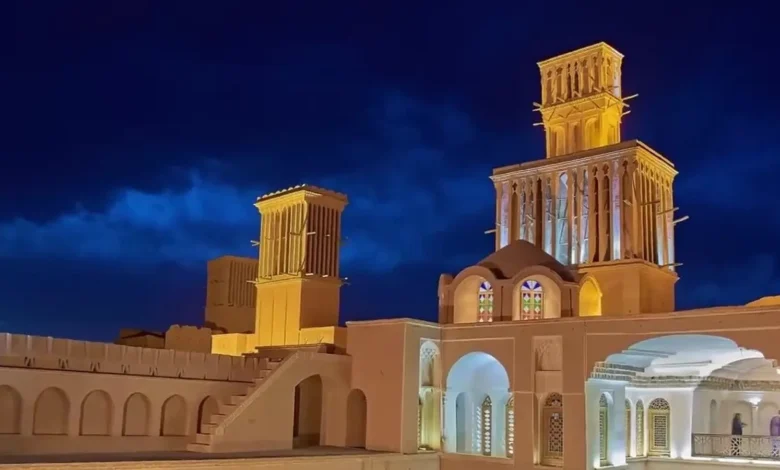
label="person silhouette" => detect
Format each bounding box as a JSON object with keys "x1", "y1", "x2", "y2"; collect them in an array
[
  {"x1": 771, "y1": 410, "x2": 780, "y2": 456},
  {"x1": 732, "y1": 413, "x2": 746, "y2": 456}
]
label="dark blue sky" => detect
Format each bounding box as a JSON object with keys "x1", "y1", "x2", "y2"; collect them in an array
[{"x1": 2, "y1": 2, "x2": 778, "y2": 341}]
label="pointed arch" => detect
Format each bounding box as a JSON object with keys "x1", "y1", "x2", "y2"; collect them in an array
[{"x1": 579, "y1": 275, "x2": 602, "y2": 316}]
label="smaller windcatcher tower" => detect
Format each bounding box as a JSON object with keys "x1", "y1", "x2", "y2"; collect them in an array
[
  {"x1": 537, "y1": 42, "x2": 630, "y2": 157},
  {"x1": 253, "y1": 184, "x2": 348, "y2": 347}
]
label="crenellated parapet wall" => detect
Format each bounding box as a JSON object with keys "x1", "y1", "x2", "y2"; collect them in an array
[{"x1": 0, "y1": 333, "x2": 263, "y2": 382}]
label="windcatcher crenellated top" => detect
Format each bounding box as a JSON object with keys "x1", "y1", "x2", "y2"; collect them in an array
[
  {"x1": 536, "y1": 42, "x2": 632, "y2": 158},
  {"x1": 254, "y1": 184, "x2": 348, "y2": 281}
]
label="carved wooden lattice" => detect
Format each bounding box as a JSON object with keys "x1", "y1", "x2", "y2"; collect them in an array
[
  {"x1": 543, "y1": 393, "x2": 564, "y2": 466},
  {"x1": 636, "y1": 400, "x2": 645, "y2": 457},
  {"x1": 625, "y1": 399, "x2": 632, "y2": 457},
  {"x1": 599, "y1": 394, "x2": 609, "y2": 466},
  {"x1": 648, "y1": 398, "x2": 670, "y2": 456}
]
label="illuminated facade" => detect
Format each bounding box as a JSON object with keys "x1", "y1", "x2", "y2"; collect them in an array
[{"x1": 3, "y1": 42, "x2": 780, "y2": 470}]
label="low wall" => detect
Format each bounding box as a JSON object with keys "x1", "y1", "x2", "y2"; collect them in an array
[
  {"x1": 0, "y1": 366, "x2": 249, "y2": 455},
  {"x1": 0, "y1": 333, "x2": 263, "y2": 382},
  {"x1": 0, "y1": 452, "x2": 440, "y2": 470}
]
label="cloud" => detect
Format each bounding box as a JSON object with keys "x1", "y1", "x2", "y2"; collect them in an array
[
  {"x1": 0, "y1": 171, "x2": 261, "y2": 266},
  {"x1": 0, "y1": 91, "x2": 500, "y2": 273}
]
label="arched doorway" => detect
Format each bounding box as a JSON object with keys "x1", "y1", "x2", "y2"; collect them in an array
[
  {"x1": 345, "y1": 389, "x2": 367, "y2": 448},
  {"x1": 197, "y1": 396, "x2": 219, "y2": 434},
  {"x1": 293, "y1": 375, "x2": 323, "y2": 448},
  {"x1": 445, "y1": 351, "x2": 511, "y2": 456}
]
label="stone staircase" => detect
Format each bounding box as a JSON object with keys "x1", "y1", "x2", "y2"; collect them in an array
[{"x1": 186, "y1": 357, "x2": 285, "y2": 452}]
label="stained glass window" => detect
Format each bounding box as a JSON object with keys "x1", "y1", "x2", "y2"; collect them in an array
[
  {"x1": 521, "y1": 280, "x2": 543, "y2": 320},
  {"x1": 478, "y1": 281, "x2": 494, "y2": 322}
]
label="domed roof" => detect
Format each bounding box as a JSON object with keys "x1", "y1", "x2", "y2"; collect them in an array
[
  {"x1": 476, "y1": 240, "x2": 577, "y2": 283},
  {"x1": 604, "y1": 334, "x2": 766, "y2": 378}
]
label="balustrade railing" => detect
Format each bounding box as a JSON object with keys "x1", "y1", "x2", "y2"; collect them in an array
[{"x1": 692, "y1": 433, "x2": 780, "y2": 460}]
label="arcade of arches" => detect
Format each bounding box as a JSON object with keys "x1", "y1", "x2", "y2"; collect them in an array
[
  {"x1": 292, "y1": 374, "x2": 368, "y2": 449},
  {"x1": 419, "y1": 345, "x2": 566, "y2": 465},
  {"x1": 0, "y1": 386, "x2": 207, "y2": 438},
  {"x1": 588, "y1": 334, "x2": 780, "y2": 468}
]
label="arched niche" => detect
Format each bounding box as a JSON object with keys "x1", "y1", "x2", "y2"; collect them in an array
[
  {"x1": 579, "y1": 276, "x2": 602, "y2": 317},
  {"x1": 513, "y1": 274, "x2": 561, "y2": 320},
  {"x1": 419, "y1": 341, "x2": 442, "y2": 388},
  {"x1": 33, "y1": 387, "x2": 69, "y2": 435},
  {"x1": 123, "y1": 393, "x2": 151, "y2": 436},
  {"x1": 0, "y1": 385, "x2": 22, "y2": 435},
  {"x1": 444, "y1": 352, "x2": 511, "y2": 457},
  {"x1": 453, "y1": 274, "x2": 495, "y2": 324},
  {"x1": 419, "y1": 340, "x2": 442, "y2": 450},
  {"x1": 80, "y1": 390, "x2": 112, "y2": 436},
  {"x1": 160, "y1": 395, "x2": 188, "y2": 436}
]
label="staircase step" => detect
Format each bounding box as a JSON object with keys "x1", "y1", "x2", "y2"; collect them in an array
[
  {"x1": 208, "y1": 413, "x2": 228, "y2": 425},
  {"x1": 194, "y1": 433, "x2": 213, "y2": 445},
  {"x1": 228, "y1": 394, "x2": 246, "y2": 406},
  {"x1": 199, "y1": 423, "x2": 216, "y2": 434},
  {"x1": 218, "y1": 403, "x2": 237, "y2": 415},
  {"x1": 186, "y1": 442, "x2": 214, "y2": 453}
]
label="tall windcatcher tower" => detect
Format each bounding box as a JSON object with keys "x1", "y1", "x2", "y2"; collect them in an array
[
  {"x1": 253, "y1": 184, "x2": 348, "y2": 347},
  {"x1": 491, "y1": 43, "x2": 683, "y2": 315}
]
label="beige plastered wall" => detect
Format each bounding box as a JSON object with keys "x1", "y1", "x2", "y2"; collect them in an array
[
  {"x1": 348, "y1": 305, "x2": 780, "y2": 470},
  {"x1": 206, "y1": 352, "x2": 357, "y2": 452}
]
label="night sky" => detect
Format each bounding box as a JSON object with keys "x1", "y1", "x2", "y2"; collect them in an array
[{"x1": 2, "y1": 2, "x2": 778, "y2": 341}]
